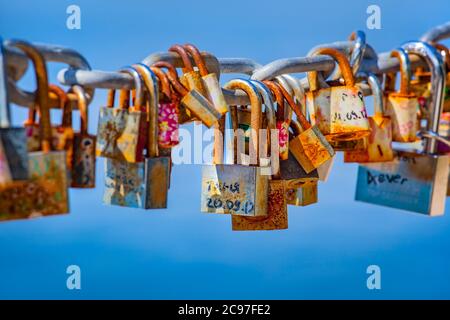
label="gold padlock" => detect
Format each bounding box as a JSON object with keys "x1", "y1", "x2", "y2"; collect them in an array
[
  {"x1": 344, "y1": 72, "x2": 394, "y2": 163},
  {"x1": 384, "y1": 48, "x2": 419, "y2": 143},
  {"x1": 152, "y1": 61, "x2": 221, "y2": 128},
  {"x1": 306, "y1": 48, "x2": 370, "y2": 142}
]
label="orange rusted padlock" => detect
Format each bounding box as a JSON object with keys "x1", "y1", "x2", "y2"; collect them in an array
[
  {"x1": 152, "y1": 61, "x2": 221, "y2": 128},
  {"x1": 306, "y1": 48, "x2": 370, "y2": 142},
  {"x1": 271, "y1": 81, "x2": 335, "y2": 174},
  {"x1": 344, "y1": 72, "x2": 394, "y2": 163},
  {"x1": 384, "y1": 48, "x2": 419, "y2": 143},
  {"x1": 183, "y1": 44, "x2": 228, "y2": 115}
]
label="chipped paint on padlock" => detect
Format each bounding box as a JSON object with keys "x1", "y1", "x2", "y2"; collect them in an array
[
  {"x1": 306, "y1": 48, "x2": 370, "y2": 141},
  {"x1": 96, "y1": 67, "x2": 147, "y2": 163},
  {"x1": 232, "y1": 180, "x2": 287, "y2": 231}
]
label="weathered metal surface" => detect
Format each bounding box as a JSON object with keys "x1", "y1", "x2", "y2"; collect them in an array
[
  {"x1": 384, "y1": 94, "x2": 418, "y2": 142},
  {"x1": 96, "y1": 106, "x2": 147, "y2": 162},
  {"x1": 344, "y1": 116, "x2": 394, "y2": 162},
  {"x1": 279, "y1": 151, "x2": 319, "y2": 189},
  {"x1": 330, "y1": 137, "x2": 367, "y2": 151},
  {"x1": 104, "y1": 157, "x2": 169, "y2": 209},
  {"x1": 0, "y1": 138, "x2": 12, "y2": 184},
  {"x1": 355, "y1": 151, "x2": 449, "y2": 216},
  {"x1": 71, "y1": 134, "x2": 96, "y2": 188},
  {"x1": 232, "y1": 179, "x2": 287, "y2": 231},
  {"x1": 286, "y1": 182, "x2": 318, "y2": 207},
  {"x1": 201, "y1": 164, "x2": 269, "y2": 216}
]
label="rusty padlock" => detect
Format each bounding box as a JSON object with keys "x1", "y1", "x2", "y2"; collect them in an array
[
  {"x1": 70, "y1": 85, "x2": 96, "y2": 188},
  {"x1": 0, "y1": 38, "x2": 29, "y2": 182},
  {"x1": 104, "y1": 66, "x2": 170, "y2": 209},
  {"x1": 232, "y1": 80, "x2": 288, "y2": 230},
  {"x1": 384, "y1": 48, "x2": 419, "y2": 143},
  {"x1": 152, "y1": 61, "x2": 221, "y2": 128},
  {"x1": 306, "y1": 48, "x2": 370, "y2": 142},
  {"x1": 96, "y1": 67, "x2": 148, "y2": 163},
  {"x1": 201, "y1": 79, "x2": 269, "y2": 217},
  {"x1": 0, "y1": 40, "x2": 69, "y2": 220},
  {"x1": 344, "y1": 72, "x2": 394, "y2": 163},
  {"x1": 184, "y1": 44, "x2": 228, "y2": 115},
  {"x1": 271, "y1": 80, "x2": 335, "y2": 173}
]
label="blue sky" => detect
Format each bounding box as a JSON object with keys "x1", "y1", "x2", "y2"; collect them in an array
[{"x1": 0, "y1": 0, "x2": 449, "y2": 299}]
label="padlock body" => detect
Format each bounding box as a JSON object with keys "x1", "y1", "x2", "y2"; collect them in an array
[
  {"x1": 277, "y1": 121, "x2": 289, "y2": 161},
  {"x1": 202, "y1": 74, "x2": 228, "y2": 115},
  {"x1": 0, "y1": 127, "x2": 29, "y2": 180},
  {"x1": 306, "y1": 85, "x2": 370, "y2": 141},
  {"x1": 201, "y1": 164, "x2": 269, "y2": 217},
  {"x1": 71, "y1": 133, "x2": 96, "y2": 188},
  {"x1": 344, "y1": 116, "x2": 394, "y2": 163},
  {"x1": 385, "y1": 93, "x2": 419, "y2": 142},
  {"x1": 103, "y1": 157, "x2": 169, "y2": 209},
  {"x1": 280, "y1": 151, "x2": 319, "y2": 189},
  {"x1": 289, "y1": 126, "x2": 335, "y2": 173},
  {"x1": 181, "y1": 90, "x2": 221, "y2": 128},
  {"x1": 286, "y1": 182, "x2": 318, "y2": 206},
  {"x1": 158, "y1": 101, "x2": 179, "y2": 148},
  {"x1": 96, "y1": 107, "x2": 147, "y2": 163},
  {"x1": 0, "y1": 150, "x2": 69, "y2": 221},
  {"x1": 232, "y1": 179, "x2": 287, "y2": 230},
  {"x1": 355, "y1": 151, "x2": 449, "y2": 216},
  {"x1": 330, "y1": 138, "x2": 367, "y2": 151}
]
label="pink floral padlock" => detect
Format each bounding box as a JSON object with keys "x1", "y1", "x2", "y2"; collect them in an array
[{"x1": 150, "y1": 66, "x2": 180, "y2": 148}]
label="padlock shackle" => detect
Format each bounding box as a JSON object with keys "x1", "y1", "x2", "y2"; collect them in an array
[
  {"x1": 183, "y1": 44, "x2": 209, "y2": 77},
  {"x1": 49, "y1": 84, "x2": 72, "y2": 127},
  {"x1": 401, "y1": 41, "x2": 447, "y2": 154},
  {"x1": 307, "y1": 48, "x2": 355, "y2": 91},
  {"x1": 118, "y1": 67, "x2": 145, "y2": 109},
  {"x1": 148, "y1": 66, "x2": 172, "y2": 100},
  {"x1": 348, "y1": 30, "x2": 366, "y2": 75},
  {"x1": 71, "y1": 85, "x2": 88, "y2": 135},
  {"x1": 262, "y1": 80, "x2": 285, "y2": 122},
  {"x1": 8, "y1": 39, "x2": 52, "y2": 152},
  {"x1": 275, "y1": 81, "x2": 311, "y2": 131},
  {"x1": 224, "y1": 79, "x2": 262, "y2": 166},
  {"x1": 433, "y1": 43, "x2": 450, "y2": 70},
  {"x1": 356, "y1": 72, "x2": 384, "y2": 117},
  {"x1": 152, "y1": 61, "x2": 189, "y2": 97},
  {"x1": 169, "y1": 45, "x2": 194, "y2": 73},
  {"x1": 131, "y1": 64, "x2": 159, "y2": 158},
  {"x1": 274, "y1": 76, "x2": 296, "y2": 124},
  {"x1": 250, "y1": 80, "x2": 280, "y2": 178},
  {"x1": 390, "y1": 48, "x2": 412, "y2": 95}
]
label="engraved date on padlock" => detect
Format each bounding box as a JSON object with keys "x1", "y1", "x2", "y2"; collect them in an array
[
  {"x1": 332, "y1": 109, "x2": 368, "y2": 123},
  {"x1": 205, "y1": 197, "x2": 255, "y2": 215}
]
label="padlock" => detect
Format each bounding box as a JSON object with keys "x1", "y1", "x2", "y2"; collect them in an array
[
  {"x1": 183, "y1": 44, "x2": 228, "y2": 115},
  {"x1": 384, "y1": 48, "x2": 419, "y2": 143},
  {"x1": 0, "y1": 40, "x2": 69, "y2": 220},
  {"x1": 134, "y1": 63, "x2": 180, "y2": 149},
  {"x1": 437, "y1": 112, "x2": 450, "y2": 153},
  {"x1": 152, "y1": 61, "x2": 221, "y2": 128},
  {"x1": 70, "y1": 85, "x2": 96, "y2": 188},
  {"x1": 263, "y1": 79, "x2": 290, "y2": 161},
  {"x1": 355, "y1": 41, "x2": 449, "y2": 216},
  {"x1": 0, "y1": 38, "x2": 29, "y2": 182},
  {"x1": 168, "y1": 44, "x2": 205, "y2": 123},
  {"x1": 201, "y1": 79, "x2": 269, "y2": 217},
  {"x1": 286, "y1": 182, "x2": 318, "y2": 207},
  {"x1": 232, "y1": 80, "x2": 288, "y2": 230},
  {"x1": 411, "y1": 43, "x2": 450, "y2": 113},
  {"x1": 271, "y1": 80, "x2": 335, "y2": 173},
  {"x1": 344, "y1": 72, "x2": 394, "y2": 163},
  {"x1": 104, "y1": 66, "x2": 170, "y2": 209},
  {"x1": 96, "y1": 67, "x2": 148, "y2": 163},
  {"x1": 306, "y1": 48, "x2": 370, "y2": 142}
]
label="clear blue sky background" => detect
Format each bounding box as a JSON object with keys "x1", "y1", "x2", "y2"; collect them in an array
[{"x1": 0, "y1": 0, "x2": 449, "y2": 299}]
